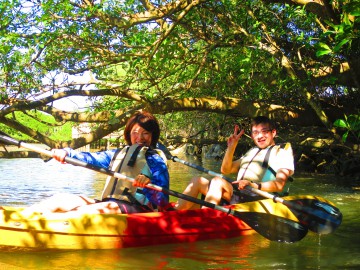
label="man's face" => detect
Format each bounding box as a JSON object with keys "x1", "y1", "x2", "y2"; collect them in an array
[{"x1": 251, "y1": 123, "x2": 276, "y2": 149}]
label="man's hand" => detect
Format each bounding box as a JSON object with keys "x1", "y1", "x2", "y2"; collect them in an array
[{"x1": 227, "y1": 125, "x2": 245, "y2": 148}]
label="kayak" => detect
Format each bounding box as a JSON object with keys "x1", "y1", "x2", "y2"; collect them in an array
[
  {"x1": 0, "y1": 196, "x2": 305, "y2": 251},
  {"x1": 0, "y1": 135, "x2": 342, "y2": 250},
  {"x1": 0, "y1": 207, "x2": 249, "y2": 251}
]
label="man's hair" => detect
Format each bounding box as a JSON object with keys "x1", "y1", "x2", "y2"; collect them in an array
[
  {"x1": 124, "y1": 111, "x2": 160, "y2": 148},
  {"x1": 251, "y1": 116, "x2": 276, "y2": 130}
]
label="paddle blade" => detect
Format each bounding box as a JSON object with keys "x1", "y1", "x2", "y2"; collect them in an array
[
  {"x1": 234, "y1": 211, "x2": 308, "y2": 243},
  {"x1": 285, "y1": 199, "x2": 342, "y2": 234}
]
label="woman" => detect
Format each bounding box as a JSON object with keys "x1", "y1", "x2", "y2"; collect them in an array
[{"x1": 25, "y1": 111, "x2": 170, "y2": 214}]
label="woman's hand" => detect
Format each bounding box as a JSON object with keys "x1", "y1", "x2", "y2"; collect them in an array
[
  {"x1": 133, "y1": 174, "x2": 151, "y2": 188},
  {"x1": 51, "y1": 149, "x2": 68, "y2": 163}
]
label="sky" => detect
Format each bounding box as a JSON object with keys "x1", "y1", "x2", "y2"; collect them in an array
[
  {"x1": 44, "y1": 71, "x2": 94, "y2": 111},
  {"x1": 52, "y1": 96, "x2": 91, "y2": 111}
]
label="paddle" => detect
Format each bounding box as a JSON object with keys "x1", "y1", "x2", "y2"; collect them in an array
[
  {"x1": 0, "y1": 133, "x2": 308, "y2": 243},
  {"x1": 159, "y1": 144, "x2": 342, "y2": 234}
]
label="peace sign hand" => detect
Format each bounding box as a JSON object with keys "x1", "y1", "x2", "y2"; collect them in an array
[{"x1": 227, "y1": 125, "x2": 245, "y2": 149}]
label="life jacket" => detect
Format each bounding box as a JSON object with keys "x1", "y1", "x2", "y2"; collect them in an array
[
  {"x1": 260, "y1": 143, "x2": 294, "y2": 195},
  {"x1": 230, "y1": 143, "x2": 294, "y2": 203},
  {"x1": 237, "y1": 143, "x2": 293, "y2": 182},
  {"x1": 101, "y1": 144, "x2": 156, "y2": 204}
]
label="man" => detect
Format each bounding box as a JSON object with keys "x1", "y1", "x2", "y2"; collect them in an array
[{"x1": 175, "y1": 116, "x2": 294, "y2": 209}]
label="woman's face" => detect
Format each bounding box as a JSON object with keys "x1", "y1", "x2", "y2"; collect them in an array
[{"x1": 130, "y1": 123, "x2": 152, "y2": 146}]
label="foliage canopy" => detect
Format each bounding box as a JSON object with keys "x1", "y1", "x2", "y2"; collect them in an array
[{"x1": 0, "y1": 0, "x2": 359, "y2": 148}]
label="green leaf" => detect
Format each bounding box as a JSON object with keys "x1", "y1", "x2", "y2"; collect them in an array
[
  {"x1": 316, "y1": 43, "x2": 332, "y2": 56},
  {"x1": 345, "y1": 2, "x2": 360, "y2": 16},
  {"x1": 333, "y1": 119, "x2": 347, "y2": 128},
  {"x1": 333, "y1": 39, "x2": 350, "y2": 52},
  {"x1": 347, "y1": 115, "x2": 360, "y2": 131}
]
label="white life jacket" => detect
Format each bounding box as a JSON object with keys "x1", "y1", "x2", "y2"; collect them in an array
[{"x1": 101, "y1": 144, "x2": 151, "y2": 203}]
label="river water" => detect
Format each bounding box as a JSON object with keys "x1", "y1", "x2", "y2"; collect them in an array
[{"x1": 0, "y1": 156, "x2": 359, "y2": 269}]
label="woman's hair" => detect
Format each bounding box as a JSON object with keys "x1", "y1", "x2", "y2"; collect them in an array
[
  {"x1": 124, "y1": 111, "x2": 160, "y2": 148},
  {"x1": 251, "y1": 116, "x2": 276, "y2": 130}
]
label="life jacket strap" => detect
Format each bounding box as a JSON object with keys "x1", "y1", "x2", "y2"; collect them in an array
[{"x1": 127, "y1": 145, "x2": 144, "y2": 167}]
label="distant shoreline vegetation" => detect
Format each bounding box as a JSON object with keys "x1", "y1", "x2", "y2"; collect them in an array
[{"x1": 0, "y1": 111, "x2": 73, "y2": 143}]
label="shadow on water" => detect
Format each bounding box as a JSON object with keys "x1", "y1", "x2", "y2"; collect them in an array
[{"x1": 0, "y1": 157, "x2": 359, "y2": 269}]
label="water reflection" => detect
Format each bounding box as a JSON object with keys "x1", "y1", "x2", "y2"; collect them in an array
[
  {"x1": 0, "y1": 158, "x2": 106, "y2": 207},
  {"x1": 0, "y1": 235, "x2": 275, "y2": 269},
  {"x1": 0, "y1": 232, "x2": 358, "y2": 269},
  {"x1": 0, "y1": 157, "x2": 359, "y2": 269}
]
